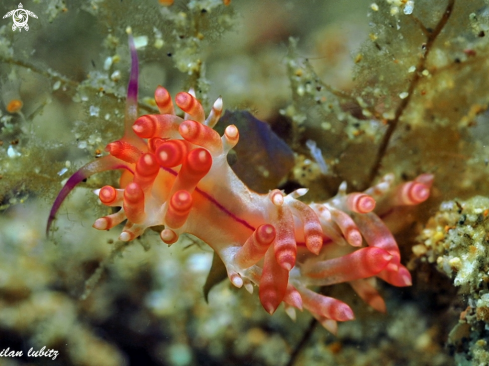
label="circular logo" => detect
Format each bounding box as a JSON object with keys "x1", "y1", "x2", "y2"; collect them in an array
[
  {"x1": 12, "y1": 8, "x2": 29, "y2": 31},
  {"x1": 2, "y1": 3, "x2": 38, "y2": 32}
]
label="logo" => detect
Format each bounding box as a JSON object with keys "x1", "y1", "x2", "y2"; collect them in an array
[{"x1": 2, "y1": 3, "x2": 38, "y2": 32}]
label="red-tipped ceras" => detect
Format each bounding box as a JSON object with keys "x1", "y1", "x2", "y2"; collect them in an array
[{"x1": 46, "y1": 36, "x2": 433, "y2": 334}]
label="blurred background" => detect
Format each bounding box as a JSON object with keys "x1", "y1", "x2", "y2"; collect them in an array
[{"x1": 1, "y1": 0, "x2": 488, "y2": 365}]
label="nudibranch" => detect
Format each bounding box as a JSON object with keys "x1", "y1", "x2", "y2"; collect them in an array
[{"x1": 47, "y1": 36, "x2": 433, "y2": 333}]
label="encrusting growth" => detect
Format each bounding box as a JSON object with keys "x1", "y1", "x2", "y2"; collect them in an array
[{"x1": 46, "y1": 35, "x2": 433, "y2": 333}]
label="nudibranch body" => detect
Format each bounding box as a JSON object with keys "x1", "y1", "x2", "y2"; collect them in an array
[{"x1": 47, "y1": 36, "x2": 433, "y2": 333}]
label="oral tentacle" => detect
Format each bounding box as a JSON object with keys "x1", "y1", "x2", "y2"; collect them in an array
[{"x1": 46, "y1": 155, "x2": 129, "y2": 235}]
